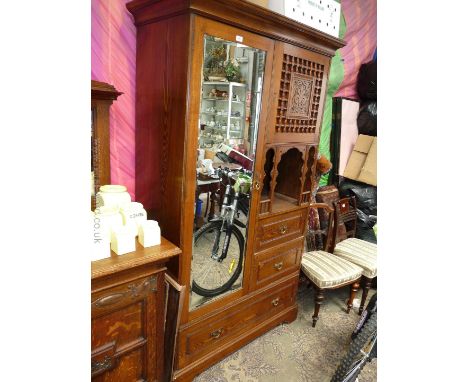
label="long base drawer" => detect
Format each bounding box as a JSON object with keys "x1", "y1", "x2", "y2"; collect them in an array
[{"x1": 177, "y1": 273, "x2": 299, "y2": 372}]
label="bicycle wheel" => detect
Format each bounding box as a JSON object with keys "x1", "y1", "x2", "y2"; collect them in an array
[
  {"x1": 191, "y1": 220, "x2": 244, "y2": 297},
  {"x1": 331, "y1": 312, "x2": 377, "y2": 382}
]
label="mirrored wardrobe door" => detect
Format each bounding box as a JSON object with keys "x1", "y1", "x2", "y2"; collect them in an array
[{"x1": 189, "y1": 33, "x2": 268, "y2": 310}]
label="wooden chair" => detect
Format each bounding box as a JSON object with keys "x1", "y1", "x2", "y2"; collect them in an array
[
  {"x1": 332, "y1": 197, "x2": 377, "y2": 314},
  {"x1": 301, "y1": 203, "x2": 363, "y2": 327}
]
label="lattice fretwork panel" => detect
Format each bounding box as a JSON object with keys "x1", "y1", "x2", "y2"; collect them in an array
[{"x1": 276, "y1": 54, "x2": 325, "y2": 134}]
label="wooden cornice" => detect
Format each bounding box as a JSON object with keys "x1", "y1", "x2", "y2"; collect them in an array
[
  {"x1": 126, "y1": 0, "x2": 345, "y2": 57},
  {"x1": 91, "y1": 80, "x2": 123, "y2": 101}
]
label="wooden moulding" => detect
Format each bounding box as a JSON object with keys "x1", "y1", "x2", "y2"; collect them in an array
[
  {"x1": 126, "y1": 0, "x2": 345, "y2": 57},
  {"x1": 91, "y1": 80, "x2": 123, "y2": 100},
  {"x1": 164, "y1": 274, "x2": 186, "y2": 382},
  {"x1": 91, "y1": 80, "x2": 123, "y2": 210},
  {"x1": 91, "y1": 237, "x2": 181, "y2": 280}
]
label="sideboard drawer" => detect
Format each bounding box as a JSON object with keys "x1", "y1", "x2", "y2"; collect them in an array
[
  {"x1": 255, "y1": 208, "x2": 308, "y2": 252},
  {"x1": 179, "y1": 277, "x2": 297, "y2": 367},
  {"x1": 251, "y1": 237, "x2": 303, "y2": 290}
]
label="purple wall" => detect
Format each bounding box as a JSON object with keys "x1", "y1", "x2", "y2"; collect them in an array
[{"x1": 92, "y1": 0, "x2": 136, "y2": 199}]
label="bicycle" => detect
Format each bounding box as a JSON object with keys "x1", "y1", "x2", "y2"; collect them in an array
[
  {"x1": 191, "y1": 167, "x2": 251, "y2": 297},
  {"x1": 331, "y1": 293, "x2": 377, "y2": 382}
]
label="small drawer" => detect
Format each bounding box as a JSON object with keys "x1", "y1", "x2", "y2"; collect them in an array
[
  {"x1": 179, "y1": 277, "x2": 297, "y2": 366},
  {"x1": 251, "y1": 237, "x2": 303, "y2": 289},
  {"x1": 255, "y1": 208, "x2": 307, "y2": 252}
]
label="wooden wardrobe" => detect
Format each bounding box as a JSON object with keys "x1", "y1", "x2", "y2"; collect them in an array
[{"x1": 127, "y1": 1, "x2": 344, "y2": 380}]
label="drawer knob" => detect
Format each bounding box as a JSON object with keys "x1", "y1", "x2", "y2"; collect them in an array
[
  {"x1": 279, "y1": 225, "x2": 288, "y2": 234},
  {"x1": 274, "y1": 261, "x2": 283, "y2": 271},
  {"x1": 271, "y1": 298, "x2": 280, "y2": 307},
  {"x1": 253, "y1": 180, "x2": 261, "y2": 190},
  {"x1": 210, "y1": 328, "x2": 224, "y2": 339}
]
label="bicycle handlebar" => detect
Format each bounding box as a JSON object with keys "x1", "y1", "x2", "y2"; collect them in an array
[
  {"x1": 216, "y1": 166, "x2": 252, "y2": 179},
  {"x1": 216, "y1": 167, "x2": 253, "y2": 191}
]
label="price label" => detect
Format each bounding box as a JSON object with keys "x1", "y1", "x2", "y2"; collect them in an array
[{"x1": 235, "y1": 35, "x2": 243, "y2": 43}]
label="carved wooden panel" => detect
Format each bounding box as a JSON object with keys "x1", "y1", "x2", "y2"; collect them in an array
[
  {"x1": 286, "y1": 72, "x2": 314, "y2": 119},
  {"x1": 91, "y1": 274, "x2": 161, "y2": 382},
  {"x1": 276, "y1": 54, "x2": 325, "y2": 134},
  {"x1": 300, "y1": 145, "x2": 318, "y2": 204}
]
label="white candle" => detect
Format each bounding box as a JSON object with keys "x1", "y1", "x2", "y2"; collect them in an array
[
  {"x1": 111, "y1": 226, "x2": 136, "y2": 255},
  {"x1": 138, "y1": 220, "x2": 161, "y2": 248}
]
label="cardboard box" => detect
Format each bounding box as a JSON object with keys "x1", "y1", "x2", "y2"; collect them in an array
[
  {"x1": 343, "y1": 135, "x2": 377, "y2": 186},
  {"x1": 268, "y1": 0, "x2": 341, "y2": 38},
  {"x1": 246, "y1": 0, "x2": 269, "y2": 7}
]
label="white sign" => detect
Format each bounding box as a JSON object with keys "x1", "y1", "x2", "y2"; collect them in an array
[{"x1": 268, "y1": 0, "x2": 341, "y2": 38}]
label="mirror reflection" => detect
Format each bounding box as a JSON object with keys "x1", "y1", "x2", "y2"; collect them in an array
[{"x1": 190, "y1": 35, "x2": 266, "y2": 310}]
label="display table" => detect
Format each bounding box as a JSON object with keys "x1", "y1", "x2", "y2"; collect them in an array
[
  {"x1": 196, "y1": 177, "x2": 220, "y2": 225},
  {"x1": 91, "y1": 237, "x2": 181, "y2": 381}
]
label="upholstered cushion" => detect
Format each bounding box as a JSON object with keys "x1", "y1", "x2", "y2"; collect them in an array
[
  {"x1": 301, "y1": 251, "x2": 363, "y2": 288},
  {"x1": 334, "y1": 238, "x2": 377, "y2": 278}
]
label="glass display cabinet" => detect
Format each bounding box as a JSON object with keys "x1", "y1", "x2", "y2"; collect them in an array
[{"x1": 127, "y1": 1, "x2": 345, "y2": 380}]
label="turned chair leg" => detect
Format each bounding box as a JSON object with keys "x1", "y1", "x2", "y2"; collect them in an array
[
  {"x1": 347, "y1": 281, "x2": 360, "y2": 313},
  {"x1": 359, "y1": 276, "x2": 373, "y2": 315},
  {"x1": 204, "y1": 192, "x2": 210, "y2": 217},
  {"x1": 312, "y1": 287, "x2": 324, "y2": 327}
]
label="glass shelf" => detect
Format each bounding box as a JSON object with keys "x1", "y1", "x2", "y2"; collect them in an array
[
  {"x1": 203, "y1": 81, "x2": 246, "y2": 87},
  {"x1": 202, "y1": 98, "x2": 245, "y2": 104},
  {"x1": 200, "y1": 114, "x2": 245, "y2": 119}
]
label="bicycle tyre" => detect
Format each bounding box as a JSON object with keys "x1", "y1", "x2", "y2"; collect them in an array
[
  {"x1": 331, "y1": 312, "x2": 377, "y2": 382},
  {"x1": 192, "y1": 221, "x2": 244, "y2": 297}
]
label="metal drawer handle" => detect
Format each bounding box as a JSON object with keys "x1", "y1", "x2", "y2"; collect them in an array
[
  {"x1": 279, "y1": 225, "x2": 288, "y2": 234},
  {"x1": 274, "y1": 261, "x2": 283, "y2": 271},
  {"x1": 253, "y1": 180, "x2": 261, "y2": 190},
  {"x1": 91, "y1": 356, "x2": 114, "y2": 375},
  {"x1": 210, "y1": 328, "x2": 224, "y2": 339},
  {"x1": 271, "y1": 298, "x2": 280, "y2": 307}
]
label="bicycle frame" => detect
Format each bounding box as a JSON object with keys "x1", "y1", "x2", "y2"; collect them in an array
[
  {"x1": 208, "y1": 168, "x2": 250, "y2": 262},
  {"x1": 342, "y1": 333, "x2": 377, "y2": 382}
]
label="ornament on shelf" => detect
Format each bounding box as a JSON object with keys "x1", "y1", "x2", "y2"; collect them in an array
[
  {"x1": 95, "y1": 184, "x2": 131, "y2": 209},
  {"x1": 111, "y1": 225, "x2": 136, "y2": 255},
  {"x1": 138, "y1": 220, "x2": 161, "y2": 248}
]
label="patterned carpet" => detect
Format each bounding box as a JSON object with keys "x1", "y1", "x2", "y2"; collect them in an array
[{"x1": 195, "y1": 284, "x2": 377, "y2": 382}]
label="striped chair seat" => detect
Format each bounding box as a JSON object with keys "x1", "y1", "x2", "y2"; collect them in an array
[
  {"x1": 333, "y1": 238, "x2": 377, "y2": 278},
  {"x1": 301, "y1": 251, "x2": 363, "y2": 288}
]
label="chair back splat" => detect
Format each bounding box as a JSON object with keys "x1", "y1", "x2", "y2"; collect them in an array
[
  {"x1": 332, "y1": 197, "x2": 357, "y2": 250},
  {"x1": 309, "y1": 203, "x2": 335, "y2": 253}
]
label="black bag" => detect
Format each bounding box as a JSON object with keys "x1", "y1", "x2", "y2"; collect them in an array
[
  {"x1": 338, "y1": 178, "x2": 377, "y2": 243},
  {"x1": 215, "y1": 151, "x2": 235, "y2": 163},
  {"x1": 357, "y1": 60, "x2": 377, "y2": 101},
  {"x1": 357, "y1": 101, "x2": 377, "y2": 136}
]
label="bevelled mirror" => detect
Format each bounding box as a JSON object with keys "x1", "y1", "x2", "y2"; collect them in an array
[{"x1": 190, "y1": 35, "x2": 266, "y2": 310}]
